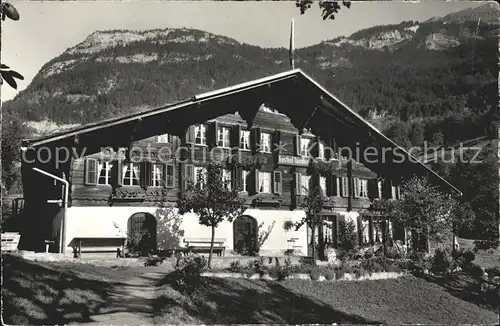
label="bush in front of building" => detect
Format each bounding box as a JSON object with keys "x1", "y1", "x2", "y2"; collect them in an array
[
  {"x1": 173, "y1": 253, "x2": 207, "y2": 295},
  {"x1": 430, "y1": 248, "x2": 452, "y2": 276},
  {"x1": 452, "y1": 249, "x2": 476, "y2": 268}
]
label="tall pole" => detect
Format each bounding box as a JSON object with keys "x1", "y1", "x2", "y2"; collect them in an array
[{"x1": 289, "y1": 18, "x2": 295, "y2": 70}]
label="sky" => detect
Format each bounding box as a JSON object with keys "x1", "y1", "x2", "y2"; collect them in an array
[{"x1": 1, "y1": 0, "x2": 484, "y2": 102}]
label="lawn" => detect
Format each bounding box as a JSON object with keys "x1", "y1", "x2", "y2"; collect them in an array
[
  {"x1": 458, "y1": 237, "x2": 499, "y2": 269},
  {"x1": 2, "y1": 254, "x2": 140, "y2": 324},
  {"x1": 153, "y1": 274, "x2": 499, "y2": 324}
]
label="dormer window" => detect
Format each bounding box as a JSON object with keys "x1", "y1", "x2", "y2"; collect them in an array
[
  {"x1": 300, "y1": 137, "x2": 311, "y2": 157},
  {"x1": 240, "y1": 130, "x2": 251, "y2": 150},
  {"x1": 217, "y1": 126, "x2": 230, "y2": 148},
  {"x1": 157, "y1": 133, "x2": 172, "y2": 143}
]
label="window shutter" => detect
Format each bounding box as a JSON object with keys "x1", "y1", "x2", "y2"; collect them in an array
[
  {"x1": 185, "y1": 126, "x2": 195, "y2": 143},
  {"x1": 294, "y1": 135, "x2": 301, "y2": 156},
  {"x1": 368, "y1": 179, "x2": 378, "y2": 199},
  {"x1": 84, "y1": 158, "x2": 98, "y2": 186},
  {"x1": 254, "y1": 169, "x2": 260, "y2": 193},
  {"x1": 208, "y1": 121, "x2": 218, "y2": 148},
  {"x1": 231, "y1": 166, "x2": 240, "y2": 191},
  {"x1": 251, "y1": 128, "x2": 261, "y2": 153},
  {"x1": 382, "y1": 179, "x2": 391, "y2": 198},
  {"x1": 139, "y1": 162, "x2": 152, "y2": 187},
  {"x1": 273, "y1": 171, "x2": 282, "y2": 195},
  {"x1": 164, "y1": 164, "x2": 175, "y2": 188},
  {"x1": 231, "y1": 125, "x2": 241, "y2": 149},
  {"x1": 294, "y1": 172, "x2": 301, "y2": 195},
  {"x1": 272, "y1": 130, "x2": 282, "y2": 155},
  {"x1": 184, "y1": 164, "x2": 194, "y2": 190}
]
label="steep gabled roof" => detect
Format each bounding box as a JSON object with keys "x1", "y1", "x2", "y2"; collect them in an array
[{"x1": 22, "y1": 69, "x2": 461, "y2": 194}]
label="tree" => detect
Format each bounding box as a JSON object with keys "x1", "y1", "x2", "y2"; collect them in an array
[
  {"x1": 153, "y1": 205, "x2": 185, "y2": 251},
  {"x1": 177, "y1": 163, "x2": 245, "y2": 269},
  {"x1": 296, "y1": 0, "x2": 351, "y2": 20},
  {"x1": 393, "y1": 176, "x2": 455, "y2": 253},
  {"x1": 0, "y1": 3, "x2": 24, "y2": 89},
  {"x1": 366, "y1": 198, "x2": 398, "y2": 266},
  {"x1": 410, "y1": 122, "x2": 425, "y2": 147},
  {"x1": 447, "y1": 198, "x2": 475, "y2": 253},
  {"x1": 292, "y1": 184, "x2": 325, "y2": 266}
]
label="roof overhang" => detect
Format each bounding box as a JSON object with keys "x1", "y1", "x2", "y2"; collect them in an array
[{"x1": 22, "y1": 69, "x2": 462, "y2": 195}]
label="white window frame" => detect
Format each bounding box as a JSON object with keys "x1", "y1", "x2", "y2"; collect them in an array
[
  {"x1": 194, "y1": 124, "x2": 207, "y2": 145},
  {"x1": 152, "y1": 164, "x2": 164, "y2": 187},
  {"x1": 300, "y1": 137, "x2": 311, "y2": 157},
  {"x1": 318, "y1": 142, "x2": 325, "y2": 159},
  {"x1": 217, "y1": 126, "x2": 231, "y2": 148},
  {"x1": 260, "y1": 132, "x2": 272, "y2": 153},
  {"x1": 194, "y1": 166, "x2": 207, "y2": 185},
  {"x1": 97, "y1": 161, "x2": 113, "y2": 185},
  {"x1": 222, "y1": 168, "x2": 232, "y2": 190},
  {"x1": 157, "y1": 133, "x2": 172, "y2": 143},
  {"x1": 241, "y1": 170, "x2": 249, "y2": 192},
  {"x1": 341, "y1": 176, "x2": 349, "y2": 197},
  {"x1": 359, "y1": 179, "x2": 368, "y2": 198},
  {"x1": 122, "y1": 163, "x2": 140, "y2": 186},
  {"x1": 240, "y1": 130, "x2": 251, "y2": 150},
  {"x1": 258, "y1": 171, "x2": 272, "y2": 193},
  {"x1": 301, "y1": 174, "x2": 311, "y2": 196},
  {"x1": 319, "y1": 176, "x2": 327, "y2": 195}
]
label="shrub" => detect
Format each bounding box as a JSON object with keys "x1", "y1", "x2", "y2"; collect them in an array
[
  {"x1": 335, "y1": 268, "x2": 346, "y2": 280},
  {"x1": 229, "y1": 260, "x2": 242, "y2": 273},
  {"x1": 309, "y1": 269, "x2": 321, "y2": 280},
  {"x1": 407, "y1": 251, "x2": 432, "y2": 275},
  {"x1": 277, "y1": 257, "x2": 293, "y2": 281},
  {"x1": 353, "y1": 268, "x2": 365, "y2": 279},
  {"x1": 324, "y1": 269, "x2": 335, "y2": 280},
  {"x1": 360, "y1": 257, "x2": 385, "y2": 275},
  {"x1": 299, "y1": 256, "x2": 315, "y2": 266},
  {"x1": 174, "y1": 254, "x2": 207, "y2": 294},
  {"x1": 247, "y1": 257, "x2": 266, "y2": 276},
  {"x1": 453, "y1": 249, "x2": 475, "y2": 268},
  {"x1": 430, "y1": 248, "x2": 451, "y2": 275},
  {"x1": 144, "y1": 255, "x2": 165, "y2": 266}
]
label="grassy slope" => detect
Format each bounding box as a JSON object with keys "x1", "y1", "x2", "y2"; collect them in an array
[
  {"x1": 1, "y1": 254, "x2": 139, "y2": 324},
  {"x1": 154, "y1": 276, "x2": 498, "y2": 325}
]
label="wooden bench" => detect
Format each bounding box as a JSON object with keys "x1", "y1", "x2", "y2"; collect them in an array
[
  {"x1": 70, "y1": 237, "x2": 126, "y2": 258},
  {"x1": 1, "y1": 232, "x2": 21, "y2": 252},
  {"x1": 183, "y1": 238, "x2": 226, "y2": 257}
]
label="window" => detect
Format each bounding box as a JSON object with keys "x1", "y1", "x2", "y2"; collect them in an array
[
  {"x1": 355, "y1": 178, "x2": 368, "y2": 198},
  {"x1": 241, "y1": 170, "x2": 249, "y2": 192},
  {"x1": 157, "y1": 133, "x2": 172, "y2": 143},
  {"x1": 194, "y1": 166, "x2": 207, "y2": 185},
  {"x1": 222, "y1": 169, "x2": 232, "y2": 190},
  {"x1": 318, "y1": 142, "x2": 325, "y2": 159},
  {"x1": 300, "y1": 175, "x2": 311, "y2": 195},
  {"x1": 152, "y1": 164, "x2": 164, "y2": 187},
  {"x1": 122, "y1": 163, "x2": 140, "y2": 186},
  {"x1": 378, "y1": 180, "x2": 383, "y2": 198},
  {"x1": 217, "y1": 126, "x2": 230, "y2": 148},
  {"x1": 300, "y1": 137, "x2": 311, "y2": 157},
  {"x1": 165, "y1": 164, "x2": 175, "y2": 188},
  {"x1": 340, "y1": 176, "x2": 349, "y2": 197},
  {"x1": 391, "y1": 185, "x2": 400, "y2": 199},
  {"x1": 194, "y1": 124, "x2": 207, "y2": 145},
  {"x1": 273, "y1": 171, "x2": 283, "y2": 194},
  {"x1": 84, "y1": 158, "x2": 98, "y2": 185},
  {"x1": 258, "y1": 171, "x2": 272, "y2": 193},
  {"x1": 97, "y1": 161, "x2": 113, "y2": 185},
  {"x1": 319, "y1": 176, "x2": 327, "y2": 195},
  {"x1": 240, "y1": 130, "x2": 251, "y2": 150},
  {"x1": 260, "y1": 132, "x2": 272, "y2": 153}
]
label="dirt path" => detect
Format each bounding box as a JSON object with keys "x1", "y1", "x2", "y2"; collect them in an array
[{"x1": 75, "y1": 272, "x2": 165, "y2": 325}]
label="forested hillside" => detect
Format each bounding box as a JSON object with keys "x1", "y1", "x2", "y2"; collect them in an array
[{"x1": 2, "y1": 3, "x2": 498, "y2": 241}]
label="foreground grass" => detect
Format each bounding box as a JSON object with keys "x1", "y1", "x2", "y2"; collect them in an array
[
  {"x1": 153, "y1": 275, "x2": 498, "y2": 324},
  {"x1": 2, "y1": 254, "x2": 139, "y2": 324},
  {"x1": 458, "y1": 237, "x2": 499, "y2": 269}
]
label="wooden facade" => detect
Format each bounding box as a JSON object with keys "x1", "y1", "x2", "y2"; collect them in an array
[{"x1": 69, "y1": 108, "x2": 399, "y2": 211}]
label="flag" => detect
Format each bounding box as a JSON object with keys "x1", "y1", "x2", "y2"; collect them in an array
[{"x1": 289, "y1": 18, "x2": 295, "y2": 69}]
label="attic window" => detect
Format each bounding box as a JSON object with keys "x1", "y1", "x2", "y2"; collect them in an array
[{"x1": 157, "y1": 133, "x2": 172, "y2": 143}]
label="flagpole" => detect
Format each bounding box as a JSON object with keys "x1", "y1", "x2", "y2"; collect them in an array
[{"x1": 289, "y1": 18, "x2": 295, "y2": 70}]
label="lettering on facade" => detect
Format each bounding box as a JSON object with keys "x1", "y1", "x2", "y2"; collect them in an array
[{"x1": 278, "y1": 155, "x2": 310, "y2": 166}]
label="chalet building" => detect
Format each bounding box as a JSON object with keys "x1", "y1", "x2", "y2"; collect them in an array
[{"x1": 19, "y1": 69, "x2": 461, "y2": 257}]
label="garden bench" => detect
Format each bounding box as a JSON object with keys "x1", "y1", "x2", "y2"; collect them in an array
[
  {"x1": 183, "y1": 238, "x2": 226, "y2": 257},
  {"x1": 70, "y1": 237, "x2": 126, "y2": 258},
  {"x1": 1, "y1": 232, "x2": 21, "y2": 252}
]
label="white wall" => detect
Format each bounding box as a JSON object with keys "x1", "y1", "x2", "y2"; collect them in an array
[{"x1": 64, "y1": 206, "x2": 308, "y2": 255}]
